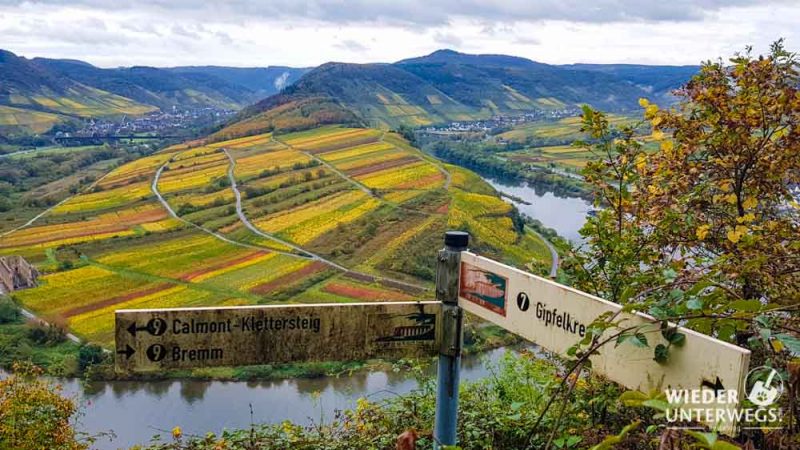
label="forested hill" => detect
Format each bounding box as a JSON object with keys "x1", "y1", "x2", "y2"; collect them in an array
[
  {"x1": 0, "y1": 49, "x2": 307, "y2": 135},
  {"x1": 1, "y1": 47, "x2": 697, "y2": 135},
  {"x1": 559, "y1": 63, "x2": 700, "y2": 104},
  {"x1": 164, "y1": 66, "x2": 311, "y2": 99},
  {"x1": 31, "y1": 58, "x2": 308, "y2": 110},
  {"x1": 271, "y1": 49, "x2": 697, "y2": 128}
]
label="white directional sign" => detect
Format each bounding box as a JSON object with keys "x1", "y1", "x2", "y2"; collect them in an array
[
  {"x1": 458, "y1": 252, "x2": 751, "y2": 434},
  {"x1": 116, "y1": 301, "x2": 441, "y2": 373}
]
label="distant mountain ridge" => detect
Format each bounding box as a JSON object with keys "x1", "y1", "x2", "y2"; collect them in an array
[
  {"x1": 0, "y1": 50, "x2": 158, "y2": 136},
  {"x1": 31, "y1": 58, "x2": 309, "y2": 110},
  {"x1": 165, "y1": 66, "x2": 311, "y2": 98},
  {"x1": 558, "y1": 63, "x2": 699, "y2": 101},
  {"x1": 0, "y1": 47, "x2": 698, "y2": 136},
  {"x1": 271, "y1": 49, "x2": 698, "y2": 128},
  {"x1": 0, "y1": 49, "x2": 308, "y2": 136}
]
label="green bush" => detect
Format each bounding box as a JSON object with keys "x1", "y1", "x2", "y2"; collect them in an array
[
  {"x1": 26, "y1": 323, "x2": 66, "y2": 346},
  {"x1": 0, "y1": 297, "x2": 20, "y2": 324},
  {"x1": 77, "y1": 344, "x2": 106, "y2": 371},
  {"x1": 0, "y1": 362, "x2": 87, "y2": 450}
]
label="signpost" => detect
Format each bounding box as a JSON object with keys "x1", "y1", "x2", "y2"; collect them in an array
[
  {"x1": 458, "y1": 251, "x2": 751, "y2": 435},
  {"x1": 433, "y1": 231, "x2": 468, "y2": 448},
  {"x1": 115, "y1": 301, "x2": 441, "y2": 373},
  {"x1": 114, "y1": 231, "x2": 753, "y2": 445}
]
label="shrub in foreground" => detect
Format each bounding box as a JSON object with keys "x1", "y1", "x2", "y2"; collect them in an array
[{"x1": 0, "y1": 362, "x2": 87, "y2": 450}]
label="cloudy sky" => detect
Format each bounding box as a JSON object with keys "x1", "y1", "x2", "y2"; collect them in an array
[{"x1": 1, "y1": 1, "x2": 798, "y2": 68}]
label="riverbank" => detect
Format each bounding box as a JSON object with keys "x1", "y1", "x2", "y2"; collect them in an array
[
  {"x1": 428, "y1": 140, "x2": 593, "y2": 201},
  {"x1": 1, "y1": 344, "x2": 535, "y2": 450}
]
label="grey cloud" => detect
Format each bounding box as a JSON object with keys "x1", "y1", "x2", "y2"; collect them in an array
[
  {"x1": 480, "y1": 23, "x2": 515, "y2": 37},
  {"x1": 0, "y1": 0, "x2": 787, "y2": 26},
  {"x1": 215, "y1": 31, "x2": 233, "y2": 45},
  {"x1": 434, "y1": 32, "x2": 462, "y2": 47},
  {"x1": 335, "y1": 39, "x2": 368, "y2": 52},
  {"x1": 120, "y1": 22, "x2": 163, "y2": 36},
  {"x1": 2, "y1": 15, "x2": 131, "y2": 46},
  {"x1": 43, "y1": 26, "x2": 130, "y2": 46},
  {"x1": 171, "y1": 24, "x2": 201, "y2": 39},
  {"x1": 80, "y1": 17, "x2": 106, "y2": 30},
  {"x1": 514, "y1": 36, "x2": 540, "y2": 46}
]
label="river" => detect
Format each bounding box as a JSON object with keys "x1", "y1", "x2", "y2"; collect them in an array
[
  {"x1": 6, "y1": 175, "x2": 589, "y2": 450},
  {"x1": 29, "y1": 348, "x2": 516, "y2": 449},
  {"x1": 484, "y1": 177, "x2": 592, "y2": 243}
]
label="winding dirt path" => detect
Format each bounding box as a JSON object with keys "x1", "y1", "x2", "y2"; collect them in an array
[
  {"x1": 221, "y1": 147, "x2": 430, "y2": 292},
  {"x1": 222, "y1": 148, "x2": 347, "y2": 270},
  {"x1": 272, "y1": 137, "x2": 375, "y2": 196},
  {"x1": 17, "y1": 307, "x2": 82, "y2": 344},
  {"x1": 0, "y1": 148, "x2": 36, "y2": 159},
  {"x1": 0, "y1": 169, "x2": 115, "y2": 239},
  {"x1": 151, "y1": 155, "x2": 310, "y2": 259}
]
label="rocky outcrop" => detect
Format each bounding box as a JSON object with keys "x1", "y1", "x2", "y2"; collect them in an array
[{"x1": 0, "y1": 256, "x2": 39, "y2": 294}]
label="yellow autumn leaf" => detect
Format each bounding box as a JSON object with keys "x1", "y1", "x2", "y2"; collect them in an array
[
  {"x1": 645, "y1": 104, "x2": 659, "y2": 118},
  {"x1": 172, "y1": 426, "x2": 182, "y2": 440},
  {"x1": 696, "y1": 224, "x2": 710, "y2": 240},
  {"x1": 742, "y1": 196, "x2": 758, "y2": 210},
  {"x1": 727, "y1": 225, "x2": 748, "y2": 243},
  {"x1": 725, "y1": 193, "x2": 738, "y2": 205},
  {"x1": 651, "y1": 130, "x2": 665, "y2": 141},
  {"x1": 736, "y1": 213, "x2": 756, "y2": 224},
  {"x1": 660, "y1": 140, "x2": 674, "y2": 153},
  {"x1": 635, "y1": 154, "x2": 647, "y2": 172},
  {"x1": 727, "y1": 229, "x2": 742, "y2": 243},
  {"x1": 639, "y1": 98, "x2": 650, "y2": 108},
  {"x1": 650, "y1": 116, "x2": 663, "y2": 127},
  {"x1": 719, "y1": 180, "x2": 733, "y2": 192},
  {"x1": 771, "y1": 339, "x2": 785, "y2": 352}
]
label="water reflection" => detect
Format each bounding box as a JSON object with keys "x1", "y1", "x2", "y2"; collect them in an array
[
  {"x1": 2, "y1": 347, "x2": 513, "y2": 449},
  {"x1": 180, "y1": 381, "x2": 210, "y2": 404},
  {"x1": 483, "y1": 178, "x2": 591, "y2": 243}
]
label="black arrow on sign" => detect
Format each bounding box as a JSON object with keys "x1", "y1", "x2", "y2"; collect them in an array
[
  {"x1": 127, "y1": 322, "x2": 148, "y2": 337},
  {"x1": 116, "y1": 344, "x2": 135, "y2": 360},
  {"x1": 127, "y1": 319, "x2": 167, "y2": 337},
  {"x1": 701, "y1": 377, "x2": 725, "y2": 395}
]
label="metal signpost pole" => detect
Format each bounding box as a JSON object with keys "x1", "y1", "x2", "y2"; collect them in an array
[{"x1": 433, "y1": 231, "x2": 468, "y2": 449}]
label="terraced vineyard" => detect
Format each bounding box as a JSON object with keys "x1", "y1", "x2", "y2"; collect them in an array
[
  {"x1": 0, "y1": 125, "x2": 549, "y2": 348},
  {"x1": 496, "y1": 114, "x2": 638, "y2": 144},
  {"x1": 504, "y1": 144, "x2": 596, "y2": 170},
  {"x1": 0, "y1": 105, "x2": 65, "y2": 135},
  {"x1": 497, "y1": 114, "x2": 656, "y2": 171}
]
